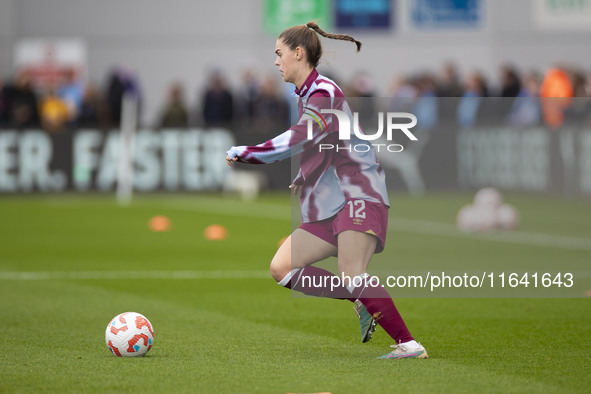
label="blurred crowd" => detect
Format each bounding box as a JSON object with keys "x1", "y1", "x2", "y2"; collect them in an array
[{"x1": 0, "y1": 62, "x2": 590, "y2": 135}]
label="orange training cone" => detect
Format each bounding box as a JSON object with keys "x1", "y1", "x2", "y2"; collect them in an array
[
  {"x1": 149, "y1": 215, "x2": 171, "y2": 232},
  {"x1": 204, "y1": 224, "x2": 228, "y2": 241}
]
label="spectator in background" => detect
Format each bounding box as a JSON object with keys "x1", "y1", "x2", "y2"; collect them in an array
[
  {"x1": 435, "y1": 63, "x2": 462, "y2": 121},
  {"x1": 77, "y1": 82, "x2": 111, "y2": 129},
  {"x1": 251, "y1": 75, "x2": 288, "y2": 135},
  {"x1": 345, "y1": 72, "x2": 375, "y2": 98},
  {"x1": 508, "y1": 70, "x2": 541, "y2": 127},
  {"x1": 499, "y1": 64, "x2": 522, "y2": 97},
  {"x1": 202, "y1": 71, "x2": 233, "y2": 129},
  {"x1": 565, "y1": 69, "x2": 590, "y2": 124},
  {"x1": 347, "y1": 72, "x2": 375, "y2": 124},
  {"x1": 39, "y1": 83, "x2": 71, "y2": 133},
  {"x1": 0, "y1": 76, "x2": 7, "y2": 125},
  {"x1": 436, "y1": 62, "x2": 463, "y2": 97},
  {"x1": 585, "y1": 71, "x2": 591, "y2": 123},
  {"x1": 235, "y1": 69, "x2": 259, "y2": 127},
  {"x1": 540, "y1": 67, "x2": 573, "y2": 129},
  {"x1": 584, "y1": 71, "x2": 591, "y2": 122},
  {"x1": 470, "y1": 72, "x2": 489, "y2": 98},
  {"x1": 571, "y1": 69, "x2": 587, "y2": 97},
  {"x1": 498, "y1": 64, "x2": 522, "y2": 119},
  {"x1": 107, "y1": 66, "x2": 142, "y2": 125},
  {"x1": 57, "y1": 69, "x2": 84, "y2": 120},
  {"x1": 540, "y1": 66, "x2": 579, "y2": 194},
  {"x1": 3, "y1": 69, "x2": 40, "y2": 128},
  {"x1": 389, "y1": 75, "x2": 418, "y2": 99},
  {"x1": 519, "y1": 71, "x2": 541, "y2": 97},
  {"x1": 158, "y1": 82, "x2": 189, "y2": 128},
  {"x1": 457, "y1": 71, "x2": 489, "y2": 128},
  {"x1": 388, "y1": 75, "x2": 418, "y2": 113},
  {"x1": 413, "y1": 73, "x2": 439, "y2": 131}
]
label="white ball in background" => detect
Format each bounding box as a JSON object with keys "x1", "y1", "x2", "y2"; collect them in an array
[
  {"x1": 459, "y1": 192, "x2": 520, "y2": 233},
  {"x1": 457, "y1": 204, "x2": 478, "y2": 232},
  {"x1": 457, "y1": 204, "x2": 497, "y2": 233},
  {"x1": 474, "y1": 187, "x2": 503, "y2": 209},
  {"x1": 496, "y1": 204, "x2": 520, "y2": 230},
  {"x1": 474, "y1": 205, "x2": 498, "y2": 232}
]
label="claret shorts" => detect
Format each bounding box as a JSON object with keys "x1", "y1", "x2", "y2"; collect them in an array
[{"x1": 299, "y1": 199, "x2": 388, "y2": 253}]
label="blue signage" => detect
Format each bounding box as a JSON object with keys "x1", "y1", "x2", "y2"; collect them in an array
[
  {"x1": 335, "y1": 0, "x2": 392, "y2": 29},
  {"x1": 412, "y1": 0, "x2": 483, "y2": 28}
]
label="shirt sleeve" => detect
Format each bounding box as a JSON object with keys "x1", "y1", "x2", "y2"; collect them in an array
[
  {"x1": 226, "y1": 90, "x2": 332, "y2": 164},
  {"x1": 292, "y1": 168, "x2": 304, "y2": 185}
]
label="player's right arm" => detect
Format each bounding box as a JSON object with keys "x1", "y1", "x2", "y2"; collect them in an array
[{"x1": 226, "y1": 93, "x2": 332, "y2": 165}]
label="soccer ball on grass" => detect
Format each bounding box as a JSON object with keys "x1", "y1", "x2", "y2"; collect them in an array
[{"x1": 105, "y1": 312, "x2": 154, "y2": 357}]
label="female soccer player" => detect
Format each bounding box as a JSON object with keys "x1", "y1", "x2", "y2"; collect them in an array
[{"x1": 226, "y1": 22, "x2": 428, "y2": 360}]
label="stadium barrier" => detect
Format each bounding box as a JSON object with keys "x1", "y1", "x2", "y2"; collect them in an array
[
  {"x1": 0, "y1": 128, "x2": 234, "y2": 192},
  {"x1": 1, "y1": 98, "x2": 590, "y2": 197}
]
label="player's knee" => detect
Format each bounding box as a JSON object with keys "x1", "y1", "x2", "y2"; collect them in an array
[
  {"x1": 270, "y1": 235, "x2": 292, "y2": 282},
  {"x1": 269, "y1": 256, "x2": 290, "y2": 283}
]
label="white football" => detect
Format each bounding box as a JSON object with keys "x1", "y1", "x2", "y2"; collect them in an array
[
  {"x1": 105, "y1": 312, "x2": 154, "y2": 357},
  {"x1": 496, "y1": 204, "x2": 520, "y2": 230},
  {"x1": 457, "y1": 204, "x2": 497, "y2": 233},
  {"x1": 475, "y1": 206, "x2": 498, "y2": 232},
  {"x1": 474, "y1": 187, "x2": 503, "y2": 209},
  {"x1": 457, "y1": 204, "x2": 479, "y2": 232}
]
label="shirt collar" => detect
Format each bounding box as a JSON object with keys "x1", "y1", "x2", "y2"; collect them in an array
[{"x1": 294, "y1": 69, "x2": 318, "y2": 97}]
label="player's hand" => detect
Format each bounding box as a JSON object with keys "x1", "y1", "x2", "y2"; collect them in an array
[
  {"x1": 289, "y1": 183, "x2": 301, "y2": 195},
  {"x1": 226, "y1": 155, "x2": 238, "y2": 166}
]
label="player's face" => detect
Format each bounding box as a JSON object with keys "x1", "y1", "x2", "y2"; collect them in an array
[{"x1": 274, "y1": 39, "x2": 299, "y2": 84}]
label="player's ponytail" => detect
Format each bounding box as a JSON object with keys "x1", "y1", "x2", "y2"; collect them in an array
[
  {"x1": 305, "y1": 21, "x2": 362, "y2": 53},
  {"x1": 279, "y1": 22, "x2": 362, "y2": 68}
]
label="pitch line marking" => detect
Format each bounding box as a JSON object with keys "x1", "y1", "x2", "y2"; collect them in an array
[
  {"x1": 389, "y1": 218, "x2": 591, "y2": 251},
  {"x1": 0, "y1": 270, "x2": 271, "y2": 281}
]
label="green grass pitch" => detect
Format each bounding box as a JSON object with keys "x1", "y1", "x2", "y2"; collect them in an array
[{"x1": 0, "y1": 192, "x2": 590, "y2": 393}]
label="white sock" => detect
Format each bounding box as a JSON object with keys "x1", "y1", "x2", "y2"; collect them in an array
[
  {"x1": 277, "y1": 268, "x2": 301, "y2": 287},
  {"x1": 346, "y1": 273, "x2": 370, "y2": 295},
  {"x1": 399, "y1": 340, "x2": 420, "y2": 348}
]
